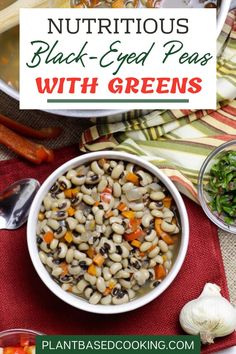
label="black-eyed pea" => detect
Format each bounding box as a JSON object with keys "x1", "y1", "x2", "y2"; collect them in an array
[
  {"x1": 50, "y1": 238, "x2": 59, "y2": 250},
  {"x1": 51, "y1": 210, "x2": 68, "y2": 220},
  {"x1": 122, "y1": 182, "x2": 134, "y2": 193},
  {"x1": 68, "y1": 265, "x2": 82, "y2": 275},
  {"x1": 142, "y1": 213, "x2": 154, "y2": 228},
  {"x1": 149, "y1": 259, "x2": 157, "y2": 268},
  {"x1": 40, "y1": 241, "x2": 50, "y2": 253},
  {"x1": 95, "y1": 266, "x2": 102, "y2": 277},
  {"x1": 97, "y1": 178, "x2": 107, "y2": 193},
  {"x1": 52, "y1": 267, "x2": 63, "y2": 277},
  {"x1": 112, "y1": 294, "x2": 129, "y2": 305},
  {"x1": 42, "y1": 224, "x2": 53, "y2": 234},
  {"x1": 104, "y1": 225, "x2": 112, "y2": 237},
  {"x1": 112, "y1": 223, "x2": 125, "y2": 235},
  {"x1": 110, "y1": 262, "x2": 122, "y2": 275},
  {"x1": 78, "y1": 243, "x2": 89, "y2": 251},
  {"x1": 109, "y1": 253, "x2": 122, "y2": 262},
  {"x1": 151, "y1": 209, "x2": 164, "y2": 218},
  {"x1": 96, "y1": 277, "x2": 106, "y2": 293},
  {"x1": 109, "y1": 216, "x2": 122, "y2": 224},
  {"x1": 103, "y1": 267, "x2": 112, "y2": 281},
  {"x1": 151, "y1": 237, "x2": 159, "y2": 246},
  {"x1": 150, "y1": 280, "x2": 161, "y2": 289},
  {"x1": 127, "y1": 289, "x2": 136, "y2": 299},
  {"x1": 136, "y1": 170, "x2": 153, "y2": 186},
  {"x1": 71, "y1": 286, "x2": 80, "y2": 294},
  {"x1": 66, "y1": 248, "x2": 74, "y2": 263},
  {"x1": 74, "y1": 210, "x2": 86, "y2": 223},
  {"x1": 74, "y1": 250, "x2": 87, "y2": 260},
  {"x1": 122, "y1": 259, "x2": 128, "y2": 268},
  {"x1": 115, "y1": 270, "x2": 130, "y2": 279},
  {"x1": 150, "y1": 191, "x2": 165, "y2": 201},
  {"x1": 120, "y1": 245, "x2": 129, "y2": 258},
  {"x1": 113, "y1": 182, "x2": 121, "y2": 197},
  {"x1": 173, "y1": 226, "x2": 180, "y2": 234},
  {"x1": 61, "y1": 283, "x2": 71, "y2": 291},
  {"x1": 72, "y1": 235, "x2": 83, "y2": 244},
  {"x1": 113, "y1": 234, "x2": 122, "y2": 244},
  {"x1": 58, "y1": 199, "x2": 71, "y2": 210},
  {"x1": 47, "y1": 218, "x2": 60, "y2": 230},
  {"x1": 95, "y1": 209, "x2": 104, "y2": 225},
  {"x1": 58, "y1": 176, "x2": 71, "y2": 190},
  {"x1": 91, "y1": 161, "x2": 104, "y2": 175},
  {"x1": 129, "y1": 202, "x2": 144, "y2": 211},
  {"x1": 164, "y1": 260, "x2": 172, "y2": 270},
  {"x1": 46, "y1": 256, "x2": 55, "y2": 269},
  {"x1": 84, "y1": 257, "x2": 93, "y2": 266},
  {"x1": 82, "y1": 195, "x2": 94, "y2": 205},
  {"x1": 75, "y1": 224, "x2": 86, "y2": 234},
  {"x1": 154, "y1": 255, "x2": 164, "y2": 264},
  {"x1": 77, "y1": 279, "x2": 89, "y2": 294},
  {"x1": 56, "y1": 191, "x2": 65, "y2": 199},
  {"x1": 133, "y1": 270, "x2": 148, "y2": 286},
  {"x1": 101, "y1": 295, "x2": 112, "y2": 305},
  {"x1": 84, "y1": 273, "x2": 97, "y2": 285},
  {"x1": 140, "y1": 242, "x2": 152, "y2": 253},
  {"x1": 39, "y1": 251, "x2": 47, "y2": 264},
  {"x1": 43, "y1": 195, "x2": 53, "y2": 210},
  {"x1": 54, "y1": 226, "x2": 67, "y2": 239},
  {"x1": 67, "y1": 217, "x2": 78, "y2": 230},
  {"x1": 158, "y1": 240, "x2": 168, "y2": 253},
  {"x1": 66, "y1": 169, "x2": 77, "y2": 180},
  {"x1": 71, "y1": 175, "x2": 86, "y2": 186},
  {"x1": 145, "y1": 230, "x2": 156, "y2": 242},
  {"x1": 89, "y1": 291, "x2": 102, "y2": 304},
  {"x1": 119, "y1": 279, "x2": 132, "y2": 289},
  {"x1": 148, "y1": 246, "x2": 160, "y2": 258},
  {"x1": 166, "y1": 250, "x2": 173, "y2": 260},
  {"x1": 111, "y1": 164, "x2": 124, "y2": 179},
  {"x1": 161, "y1": 220, "x2": 176, "y2": 233},
  {"x1": 135, "y1": 211, "x2": 144, "y2": 218},
  {"x1": 162, "y1": 209, "x2": 174, "y2": 219},
  {"x1": 84, "y1": 286, "x2": 93, "y2": 299}
]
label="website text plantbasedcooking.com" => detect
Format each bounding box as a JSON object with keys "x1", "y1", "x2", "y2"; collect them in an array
[{"x1": 37, "y1": 335, "x2": 200, "y2": 354}]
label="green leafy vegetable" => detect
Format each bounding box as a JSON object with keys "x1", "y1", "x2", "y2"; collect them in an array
[{"x1": 206, "y1": 150, "x2": 236, "y2": 225}]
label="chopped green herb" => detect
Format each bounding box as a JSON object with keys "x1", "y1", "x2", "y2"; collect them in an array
[{"x1": 206, "y1": 150, "x2": 236, "y2": 225}]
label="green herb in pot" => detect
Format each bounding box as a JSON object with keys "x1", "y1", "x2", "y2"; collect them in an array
[{"x1": 206, "y1": 150, "x2": 236, "y2": 224}]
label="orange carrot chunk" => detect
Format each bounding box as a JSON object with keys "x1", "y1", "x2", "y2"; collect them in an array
[
  {"x1": 126, "y1": 172, "x2": 139, "y2": 185},
  {"x1": 154, "y1": 264, "x2": 166, "y2": 280},
  {"x1": 43, "y1": 231, "x2": 54, "y2": 244},
  {"x1": 93, "y1": 253, "x2": 105, "y2": 266}
]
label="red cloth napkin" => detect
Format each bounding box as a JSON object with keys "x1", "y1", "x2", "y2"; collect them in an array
[{"x1": 0, "y1": 145, "x2": 235, "y2": 354}]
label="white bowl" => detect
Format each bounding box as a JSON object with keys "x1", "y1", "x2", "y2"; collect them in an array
[{"x1": 27, "y1": 151, "x2": 189, "y2": 314}]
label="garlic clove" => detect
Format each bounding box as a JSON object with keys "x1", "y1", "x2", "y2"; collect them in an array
[{"x1": 179, "y1": 283, "x2": 236, "y2": 344}]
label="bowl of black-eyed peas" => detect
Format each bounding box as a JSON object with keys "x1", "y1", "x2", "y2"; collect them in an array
[{"x1": 27, "y1": 151, "x2": 189, "y2": 314}]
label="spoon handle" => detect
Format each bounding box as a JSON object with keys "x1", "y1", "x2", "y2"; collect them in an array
[{"x1": 0, "y1": 0, "x2": 49, "y2": 35}]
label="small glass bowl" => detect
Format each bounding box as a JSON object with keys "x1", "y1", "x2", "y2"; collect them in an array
[
  {"x1": 198, "y1": 139, "x2": 236, "y2": 234},
  {"x1": 0, "y1": 329, "x2": 42, "y2": 348}
]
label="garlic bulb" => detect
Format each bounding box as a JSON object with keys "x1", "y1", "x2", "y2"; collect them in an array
[{"x1": 179, "y1": 283, "x2": 236, "y2": 344}]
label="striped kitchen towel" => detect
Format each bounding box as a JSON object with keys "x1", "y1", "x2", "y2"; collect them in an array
[{"x1": 80, "y1": 11, "x2": 236, "y2": 202}]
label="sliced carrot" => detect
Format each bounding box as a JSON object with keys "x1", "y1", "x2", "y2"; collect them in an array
[
  {"x1": 67, "y1": 207, "x2": 75, "y2": 216},
  {"x1": 43, "y1": 231, "x2": 54, "y2": 244},
  {"x1": 87, "y1": 247, "x2": 95, "y2": 259},
  {"x1": 155, "y1": 220, "x2": 174, "y2": 245},
  {"x1": 98, "y1": 158, "x2": 107, "y2": 167},
  {"x1": 161, "y1": 233, "x2": 175, "y2": 245},
  {"x1": 129, "y1": 218, "x2": 142, "y2": 232},
  {"x1": 64, "y1": 231, "x2": 73, "y2": 243},
  {"x1": 124, "y1": 229, "x2": 145, "y2": 241},
  {"x1": 105, "y1": 210, "x2": 114, "y2": 219},
  {"x1": 155, "y1": 218, "x2": 162, "y2": 227},
  {"x1": 64, "y1": 188, "x2": 79, "y2": 198},
  {"x1": 154, "y1": 264, "x2": 166, "y2": 280},
  {"x1": 108, "y1": 279, "x2": 116, "y2": 289},
  {"x1": 139, "y1": 252, "x2": 146, "y2": 257},
  {"x1": 122, "y1": 210, "x2": 135, "y2": 219},
  {"x1": 101, "y1": 187, "x2": 112, "y2": 203},
  {"x1": 93, "y1": 253, "x2": 105, "y2": 266},
  {"x1": 88, "y1": 264, "x2": 97, "y2": 276},
  {"x1": 117, "y1": 202, "x2": 128, "y2": 212},
  {"x1": 94, "y1": 200, "x2": 100, "y2": 206},
  {"x1": 131, "y1": 240, "x2": 141, "y2": 248},
  {"x1": 103, "y1": 287, "x2": 112, "y2": 296},
  {"x1": 126, "y1": 172, "x2": 139, "y2": 185},
  {"x1": 60, "y1": 262, "x2": 69, "y2": 276},
  {"x1": 163, "y1": 196, "x2": 172, "y2": 208}
]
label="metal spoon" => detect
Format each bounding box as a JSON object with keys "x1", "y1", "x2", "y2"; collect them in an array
[{"x1": 0, "y1": 179, "x2": 40, "y2": 230}]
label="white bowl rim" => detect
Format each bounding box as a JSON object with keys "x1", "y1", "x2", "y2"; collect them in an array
[{"x1": 27, "y1": 151, "x2": 189, "y2": 314}]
